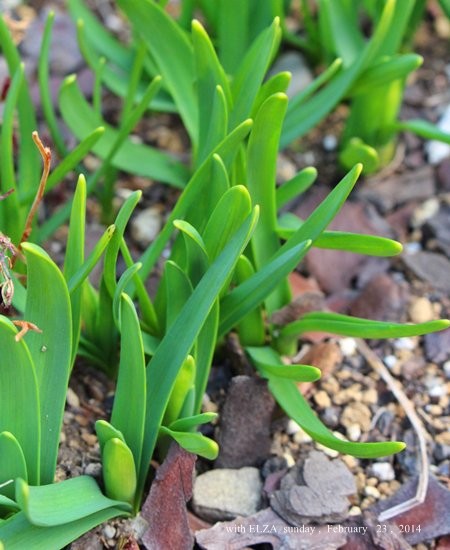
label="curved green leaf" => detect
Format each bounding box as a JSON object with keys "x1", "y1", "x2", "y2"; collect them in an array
[
  {"x1": 268, "y1": 376, "x2": 405, "y2": 458},
  {"x1": 15, "y1": 476, "x2": 130, "y2": 527},
  {"x1": 247, "y1": 346, "x2": 321, "y2": 382},
  {"x1": 111, "y1": 294, "x2": 146, "y2": 476},
  {"x1": 59, "y1": 76, "x2": 189, "y2": 187},
  {"x1": 159, "y1": 427, "x2": 218, "y2": 460},
  {"x1": 22, "y1": 243, "x2": 72, "y2": 485},
  {"x1": 0, "y1": 318, "x2": 40, "y2": 486},
  {"x1": 0, "y1": 432, "x2": 28, "y2": 500},
  {"x1": 281, "y1": 312, "x2": 450, "y2": 340}
]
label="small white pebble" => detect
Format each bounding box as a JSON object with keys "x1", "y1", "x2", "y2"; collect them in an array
[
  {"x1": 364, "y1": 486, "x2": 380, "y2": 499},
  {"x1": 403, "y1": 242, "x2": 422, "y2": 254},
  {"x1": 103, "y1": 525, "x2": 116, "y2": 539},
  {"x1": 286, "y1": 419, "x2": 301, "y2": 435},
  {"x1": 349, "y1": 506, "x2": 362, "y2": 516},
  {"x1": 347, "y1": 424, "x2": 362, "y2": 442},
  {"x1": 444, "y1": 361, "x2": 450, "y2": 379},
  {"x1": 315, "y1": 442, "x2": 339, "y2": 458},
  {"x1": 323, "y1": 134, "x2": 337, "y2": 152},
  {"x1": 339, "y1": 338, "x2": 357, "y2": 356},
  {"x1": 283, "y1": 452, "x2": 296, "y2": 468},
  {"x1": 66, "y1": 388, "x2": 80, "y2": 409},
  {"x1": 384, "y1": 355, "x2": 397, "y2": 370},
  {"x1": 293, "y1": 428, "x2": 313, "y2": 445},
  {"x1": 394, "y1": 337, "x2": 415, "y2": 351},
  {"x1": 369, "y1": 462, "x2": 395, "y2": 481}
]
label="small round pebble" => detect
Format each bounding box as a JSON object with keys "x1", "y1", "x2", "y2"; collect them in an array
[
  {"x1": 369, "y1": 462, "x2": 395, "y2": 481},
  {"x1": 103, "y1": 525, "x2": 116, "y2": 539},
  {"x1": 364, "y1": 485, "x2": 380, "y2": 499}
]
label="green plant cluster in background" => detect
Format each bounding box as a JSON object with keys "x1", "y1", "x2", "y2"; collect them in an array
[{"x1": 0, "y1": 1, "x2": 450, "y2": 548}]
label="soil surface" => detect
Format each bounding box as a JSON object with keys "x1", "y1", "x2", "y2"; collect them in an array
[{"x1": 1, "y1": 2, "x2": 450, "y2": 549}]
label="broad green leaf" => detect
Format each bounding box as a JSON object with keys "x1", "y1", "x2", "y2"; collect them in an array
[
  {"x1": 279, "y1": 164, "x2": 362, "y2": 253},
  {"x1": 350, "y1": 54, "x2": 422, "y2": 97},
  {"x1": 159, "y1": 427, "x2": 219, "y2": 460},
  {"x1": 0, "y1": 432, "x2": 28, "y2": 500},
  {"x1": 173, "y1": 220, "x2": 209, "y2": 286},
  {"x1": 0, "y1": 322, "x2": 40, "y2": 487},
  {"x1": 267, "y1": 376, "x2": 405, "y2": 458},
  {"x1": 318, "y1": 0, "x2": 365, "y2": 66},
  {"x1": 67, "y1": 225, "x2": 116, "y2": 295},
  {"x1": 111, "y1": 294, "x2": 146, "y2": 477},
  {"x1": 95, "y1": 420, "x2": 125, "y2": 453},
  {"x1": 203, "y1": 185, "x2": 252, "y2": 261},
  {"x1": 164, "y1": 261, "x2": 193, "y2": 329},
  {"x1": 164, "y1": 355, "x2": 196, "y2": 426},
  {"x1": 219, "y1": 241, "x2": 311, "y2": 338},
  {"x1": 192, "y1": 19, "x2": 231, "y2": 163},
  {"x1": 138, "y1": 119, "x2": 253, "y2": 281},
  {"x1": 112, "y1": 263, "x2": 142, "y2": 327},
  {"x1": 247, "y1": 346, "x2": 321, "y2": 382},
  {"x1": 59, "y1": 76, "x2": 189, "y2": 187},
  {"x1": 0, "y1": 493, "x2": 20, "y2": 515},
  {"x1": 230, "y1": 18, "x2": 281, "y2": 129},
  {"x1": 64, "y1": 175, "x2": 86, "y2": 366},
  {"x1": 184, "y1": 153, "x2": 230, "y2": 234},
  {"x1": 138, "y1": 209, "x2": 259, "y2": 497},
  {"x1": 281, "y1": 312, "x2": 450, "y2": 340},
  {"x1": 102, "y1": 439, "x2": 137, "y2": 505},
  {"x1": 103, "y1": 191, "x2": 141, "y2": 298},
  {"x1": 281, "y1": 0, "x2": 401, "y2": 146},
  {"x1": 116, "y1": 0, "x2": 197, "y2": 138},
  {"x1": 339, "y1": 137, "x2": 379, "y2": 173},
  {"x1": 246, "y1": 92, "x2": 289, "y2": 310},
  {"x1": 0, "y1": 508, "x2": 125, "y2": 550},
  {"x1": 216, "y1": 0, "x2": 250, "y2": 73},
  {"x1": 38, "y1": 11, "x2": 66, "y2": 156},
  {"x1": 251, "y1": 71, "x2": 291, "y2": 119},
  {"x1": 44, "y1": 129, "x2": 104, "y2": 198},
  {"x1": 0, "y1": 16, "x2": 40, "y2": 195},
  {"x1": 15, "y1": 476, "x2": 130, "y2": 527},
  {"x1": 22, "y1": 243, "x2": 72, "y2": 485},
  {"x1": 276, "y1": 167, "x2": 318, "y2": 209},
  {"x1": 393, "y1": 119, "x2": 450, "y2": 144},
  {"x1": 233, "y1": 255, "x2": 265, "y2": 347},
  {"x1": 0, "y1": 64, "x2": 23, "y2": 242},
  {"x1": 277, "y1": 214, "x2": 403, "y2": 256},
  {"x1": 169, "y1": 412, "x2": 218, "y2": 432},
  {"x1": 193, "y1": 302, "x2": 219, "y2": 413}
]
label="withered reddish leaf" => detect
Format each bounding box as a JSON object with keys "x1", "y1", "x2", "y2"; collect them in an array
[
  {"x1": 195, "y1": 508, "x2": 346, "y2": 549},
  {"x1": 373, "y1": 475, "x2": 450, "y2": 545},
  {"x1": 141, "y1": 443, "x2": 196, "y2": 550}
]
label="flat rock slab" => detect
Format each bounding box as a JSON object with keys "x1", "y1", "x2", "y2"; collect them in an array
[
  {"x1": 271, "y1": 451, "x2": 356, "y2": 525},
  {"x1": 403, "y1": 251, "x2": 450, "y2": 293},
  {"x1": 192, "y1": 467, "x2": 263, "y2": 522},
  {"x1": 215, "y1": 376, "x2": 275, "y2": 468}
]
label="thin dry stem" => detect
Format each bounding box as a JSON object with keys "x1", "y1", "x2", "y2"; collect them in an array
[
  {"x1": 12, "y1": 320, "x2": 42, "y2": 342},
  {"x1": 356, "y1": 339, "x2": 429, "y2": 522},
  {"x1": 16, "y1": 131, "x2": 51, "y2": 257}
]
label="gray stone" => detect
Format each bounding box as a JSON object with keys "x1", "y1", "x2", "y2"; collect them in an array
[
  {"x1": 271, "y1": 451, "x2": 356, "y2": 525},
  {"x1": 403, "y1": 251, "x2": 450, "y2": 293},
  {"x1": 215, "y1": 376, "x2": 275, "y2": 468},
  {"x1": 130, "y1": 206, "x2": 163, "y2": 247},
  {"x1": 269, "y1": 51, "x2": 314, "y2": 98},
  {"x1": 192, "y1": 467, "x2": 262, "y2": 522}
]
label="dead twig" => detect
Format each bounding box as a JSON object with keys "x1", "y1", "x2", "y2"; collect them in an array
[
  {"x1": 355, "y1": 338, "x2": 429, "y2": 522},
  {"x1": 12, "y1": 320, "x2": 42, "y2": 342},
  {"x1": 15, "y1": 132, "x2": 51, "y2": 261}
]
